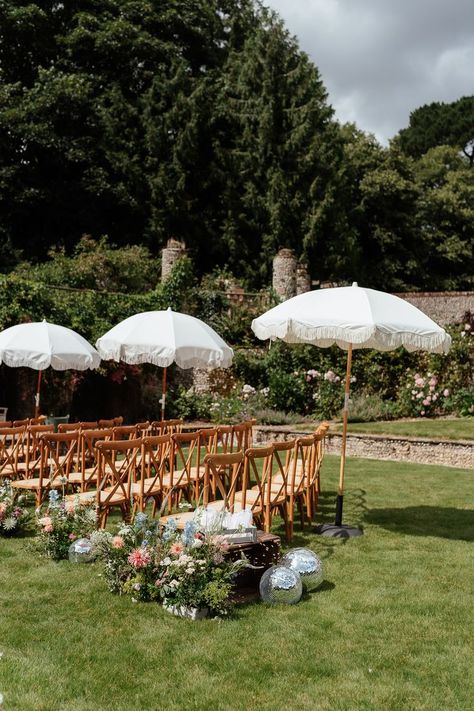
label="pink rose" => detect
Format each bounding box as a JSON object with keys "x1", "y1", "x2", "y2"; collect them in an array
[
  {"x1": 68, "y1": 533, "x2": 77, "y2": 540},
  {"x1": 44, "y1": 524, "x2": 54, "y2": 533}
]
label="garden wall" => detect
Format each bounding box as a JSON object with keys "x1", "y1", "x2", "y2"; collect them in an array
[
  {"x1": 253, "y1": 426, "x2": 474, "y2": 469},
  {"x1": 393, "y1": 291, "x2": 474, "y2": 326}
]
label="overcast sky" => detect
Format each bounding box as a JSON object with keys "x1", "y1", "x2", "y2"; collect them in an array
[{"x1": 265, "y1": 0, "x2": 474, "y2": 144}]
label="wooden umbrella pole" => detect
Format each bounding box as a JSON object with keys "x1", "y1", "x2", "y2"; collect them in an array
[
  {"x1": 34, "y1": 369, "x2": 42, "y2": 418},
  {"x1": 335, "y1": 343, "x2": 352, "y2": 526},
  {"x1": 161, "y1": 367, "x2": 167, "y2": 421}
]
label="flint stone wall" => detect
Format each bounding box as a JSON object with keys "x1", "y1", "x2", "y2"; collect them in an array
[
  {"x1": 395, "y1": 291, "x2": 474, "y2": 326},
  {"x1": 253, "y1": 426, "x2": 474, "y2": 469}
]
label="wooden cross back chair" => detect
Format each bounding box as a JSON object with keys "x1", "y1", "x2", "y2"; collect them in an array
[
  {"x1": 131, "y1": 434, "x2": 171, "y2": 517},
  {"x1": 159, "y1": 450, "x2": 245, "y2": 530},
  {"x1": 67, "y1": 427, "x2": 115, "y2": 492},
  {"x1": 10, "y1": 430, "x2": 78, "y2": 506},
  {"x1": 93, "y1": 437, "x2": 143, "y2": 527},
  {"x1": 0, "y1": 425, "x2": 26, "y2": 481}
]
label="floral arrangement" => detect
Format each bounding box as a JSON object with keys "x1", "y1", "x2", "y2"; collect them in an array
[
  {"x1": 0, "y1": 480, "x2": 30, "y2": 536},
  {"x1": 35, "y1": 490, "x2": 97, "y2": 560},
  {"x1": 93, "y1": 513, "x2": 247, "y2": 617}
]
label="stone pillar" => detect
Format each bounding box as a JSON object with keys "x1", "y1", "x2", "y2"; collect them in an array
[
  {"x1": 296, "y1": 261, "x2": 311, "y2": 295},
  {"x1": 161, "y1": 239, "x2": 187, "y2": 281},
  {"x1": 272, "y1": 248, "x2": 297, "y2": 300}
]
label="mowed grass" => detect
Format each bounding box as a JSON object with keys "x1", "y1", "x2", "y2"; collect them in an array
[
  {"x1": 0, "y1": 456, "x2": 473, "y2": 711},
  {"x1": 331, "y1": 417, "x2": 473, "y2": 440}
]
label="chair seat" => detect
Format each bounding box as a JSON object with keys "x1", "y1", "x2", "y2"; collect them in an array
[
  {"x1": 65, "y1": 489, "x2": 127, "y2": 505},
  {"x1": 131, "y1": 479, "x2": 161, "y2": 497},
  {"x1": 234, "y1": 489, "x2": 286, "y2": 506},
  {"x1": 11, "y1": 478, "x2": 62, "y2": 490},
  {"x1": 159, "y1": 510, "x2": 195, "y2": 529}
]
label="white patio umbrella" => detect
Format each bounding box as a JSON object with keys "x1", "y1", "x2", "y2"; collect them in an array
[
  {"x1": 0, "y1": 320, "x2": 101, "y2": 417},
  {"x1": 252, "y1": 282, "x2": 452, "y2": 536},
  {"x1": 96, "y1": 308, "x2": 233, "y2": 419}
]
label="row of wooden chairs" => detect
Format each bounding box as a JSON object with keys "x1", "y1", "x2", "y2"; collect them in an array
[
  {"x1": 1, "y1": 419, "x2": 255, "y2": 516},
  {"x1": 160, "y1": 422, "x2": 329, "y2": 540}
]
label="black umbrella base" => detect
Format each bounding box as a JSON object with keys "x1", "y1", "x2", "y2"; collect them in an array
[{"x1": 313, "y1": 523, "x2": 364, "y2": 538}]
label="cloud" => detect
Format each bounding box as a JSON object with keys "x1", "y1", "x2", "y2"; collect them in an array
[{"x1": 265, "y1": 0, "x2": 474, "y2": 143}]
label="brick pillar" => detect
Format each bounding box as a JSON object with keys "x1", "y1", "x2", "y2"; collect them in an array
[
  {"x1": 296, "y1": 261, "x2": 311, "y2": 295},
  {"x1": 161, "y1": 239, "x2": 187, "y2": 281},
  {"x1": 272, "y1": 248, "x2": 297, "y2": 300}
]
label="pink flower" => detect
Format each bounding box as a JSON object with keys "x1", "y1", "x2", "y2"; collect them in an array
[
  {"x1": 422, "y1": 398, "x2": 431, "y2": 406},
  {"x1": 415, "y1": 377, "x2": 425, "y2": 388},
  {"x1": 128, "y1": 548, "x2": 151, "y2": 568},
  {"x1": 443, "y1": 389, "x2": 450, "y2": 397},
  {"x1": 65, "y1": 501, "x2": 76, "y2": 514},
  {"x1": 112, "y1": 535, "x2": 124, "y2": 549},
  {"x1": 44, "y1": 524, "x2": 54, "y2": 533},
  {"x1": 429, "y1": 377, "x2": 438, "y2": 387},
  {"x1": 68, "y1": 533, "x2": 77, "y2": 540},
  {"x1": 213, "y1": 552, "x2": 224, "y2": 564},
  {"x1": 0, "y1": 503, "x2": 6, "y2": 515},
  {"x1": 170, "y1": 542, "x2": 184, "y2": 556},
  {"x1": 39, "y1": 516, "x2": 52, "y2": 528}
]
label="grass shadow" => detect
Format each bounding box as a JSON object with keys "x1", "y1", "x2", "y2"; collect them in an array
[{"x1": 364, "y1": 506, "x2": 474, "y2": 541}]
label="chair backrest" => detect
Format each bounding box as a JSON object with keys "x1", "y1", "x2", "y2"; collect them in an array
[
  {"x1": 270, "y1": 439, "x2": 295, "y2": 501},
  {"x1": 113, "y1": 416, "x2": 124, "y2": 426},
  {"x1": 150, "y1": 419, "x2": 183, "y2": 436},
  {"x1": 78, "y1": 428, "x2": 115, "y2": 487},
  {"x1": 97, "y1": 418, "x2": 115, "y2": 428},
  {"x1": 0, "y1": 425, "x2": 26, "y2": 477},
  {"x1": 95, "y1": 437, "x2": 142, "y2": 505},
  {"x1": 39, "y1": 431, "x2": 80, "y2": 484},
  {"x1": 113, "y1": 425, "x2": 139, "y2": 440},
  {"x1": 24, "y1": 424, "x2": 55, "y2": 475},
  {"x1": 13, "y1": 418, "x2": 30, "y2": 427},
  {"x1": 169, "y1": 431, "x2": 200, "y2": 490},
  {"x1": 241, "y1": 445, "x2": 274, "y2": 512},
  {"x1": 216, "y1": 425, "x2": 233, "y2": 453},
  {"x1": 58, "y1": 422, "x2": 81, "y2": 433},
  {"x1": 289, "y1": 435, "x2": 315, "y2": 495},
  {"x1": 202, "y1": 451, "x2": 244, "y2": 508},
  {"x1": 29, "y1": 415, "x2": 47, "y2": 425},
  {"x1": 139, "y1": 434, "x2": 171, "y2": 501}
]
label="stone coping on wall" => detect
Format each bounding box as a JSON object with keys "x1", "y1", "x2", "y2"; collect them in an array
[{"x1": 252, "y1": 425, "x2": 474, "y2": 469}]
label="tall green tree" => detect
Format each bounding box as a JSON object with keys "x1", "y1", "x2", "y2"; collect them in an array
[
  {"x1": 413, "y1": 146, "x2": 474, "y2": 289},
  {"x1": 397, "y1": 96, "x2": 474, "y2": 167},
  {"x1": 213, "y1": 9, "x2": 342, "y2": 284},
  {"x1": 0, "y1": 0, "x2": 256, "y2": 265}
]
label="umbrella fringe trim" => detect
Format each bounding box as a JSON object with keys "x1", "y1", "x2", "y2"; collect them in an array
[
  {"x1": 253, "y1": 324, "x2": 451, "y2": 354},
  {"x1": 96, "y1": 350, "x2": 233, "y2": 370},
  {"x1": 0, "y1": 355, "x2": 99, "y2": 370}
]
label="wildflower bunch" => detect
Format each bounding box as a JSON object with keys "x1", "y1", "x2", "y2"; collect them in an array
[
  {"x1": 34, "y1": 491, "x2": 97, "y2": 560},
  {"x1": 0, "y1": 481, "x2": 30, "y2": 536},
  {"x1": 94, "y1": 513, "x2": 246, "y2": 616}
]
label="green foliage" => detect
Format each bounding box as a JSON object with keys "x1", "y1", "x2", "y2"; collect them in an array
[
  {"x1": 14, "y1": 235, "x2": 161, "y2": 293},
  {"x1": 397, "y1": 96, "x2": 474, "y2": 166}
]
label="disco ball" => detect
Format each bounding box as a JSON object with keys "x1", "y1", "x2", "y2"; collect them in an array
[
  {"x1": 280, "y1": 548, "x2": 324, "y2": 592},
  {"x1": 68, "y1": 537, "x2": 94, "y2": 564},
  {"x1": 259, "y1": 565, "x2": 303, "y2": 605}
]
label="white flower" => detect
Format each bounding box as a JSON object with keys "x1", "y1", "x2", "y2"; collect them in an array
[
  {"x1": 2, "y1": 517, "x2": 16, "y2": 530},
  {"x1": 242, "y1": 384, "x2": 255, "y2": 394},
  {"x1": 162, "y1": 557, "x2": 172, "y2": 566},
  {"x1": 192, "y1": 539, "x2": 204, "y2": 548}
]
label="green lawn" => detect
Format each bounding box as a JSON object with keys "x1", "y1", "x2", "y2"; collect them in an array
[
  {"x1": 331, "y1": 417, "x2": 473, "y2": 440},
  {"x1": 1, "y1": 456, "x2": 473, "y2": 711}
]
